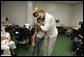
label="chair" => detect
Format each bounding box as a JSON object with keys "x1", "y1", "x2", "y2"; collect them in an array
[{"x1": 14, "y1": 27, "x2": 31, "y2": 49}]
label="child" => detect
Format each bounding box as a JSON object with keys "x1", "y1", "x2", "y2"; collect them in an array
[
  {"x1": 32, "y1": 18, "x2": 44, "y2": 56},
  {"x1": 1, "y1": 27, "x2": 16, "y2": 55},
  {"x1": 36, "y1": 18, "x2": 44, "y2": 55}
]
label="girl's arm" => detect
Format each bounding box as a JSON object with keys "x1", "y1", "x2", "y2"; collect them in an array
[{"x1": 32, "y1": 31, "x2": 37, "y2": 46}]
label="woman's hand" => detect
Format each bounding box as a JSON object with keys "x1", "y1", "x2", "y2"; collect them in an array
[{"x1": 36, "y1": 23, "x2": 40, "y2": 26}]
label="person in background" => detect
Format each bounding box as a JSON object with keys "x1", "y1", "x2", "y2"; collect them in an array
[
  {"x1": 72, "y1": 22, "x2": 83, "y2": 56},
  {"x1": 1, "y1": 26, "x2": 16, "y2": 56}
]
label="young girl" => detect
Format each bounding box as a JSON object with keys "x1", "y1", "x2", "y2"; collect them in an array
[{"x1": 32, "y1": 18, "x2": 44, "y2": 56}]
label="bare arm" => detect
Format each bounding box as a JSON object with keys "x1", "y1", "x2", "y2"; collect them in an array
[{"x1": 31, "y1": 30, "x2": 37, "y2": 46}]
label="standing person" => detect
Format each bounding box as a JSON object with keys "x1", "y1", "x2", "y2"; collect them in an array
[
  {"x1": 31, "y1": 18, "x2": 44, "y2": 56},
  {"x1": 33, "y1": 8, "x2": 58, "y2": 56},
  {"x1": 35, "y1": 18, "x2": 44, "y2": 55}
]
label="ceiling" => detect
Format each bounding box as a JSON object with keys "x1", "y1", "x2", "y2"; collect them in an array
[{"x1": 54, "y1": 1, "x2": 83, "y2": 4}]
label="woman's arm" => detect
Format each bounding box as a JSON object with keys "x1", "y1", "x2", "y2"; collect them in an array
[{"x1": 38, "y1": 18, "x2": 52, "y2": 32}]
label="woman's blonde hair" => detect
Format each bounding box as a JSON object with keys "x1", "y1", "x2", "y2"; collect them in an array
[{"x1": 33, "y1": 7, "x2": 45, "y2": 17}]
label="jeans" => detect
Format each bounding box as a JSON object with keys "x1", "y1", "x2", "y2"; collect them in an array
[
  {"x1": 36, "y1": 37, "x2": 43, "y2": 54},
  {"x1": 32, "y1": 37, "x2": 43, "y2": 55}
]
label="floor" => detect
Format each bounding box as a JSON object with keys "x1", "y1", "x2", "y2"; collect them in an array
[{"x1": 13, "y1": 34, "x2": 75, "y2": 56}]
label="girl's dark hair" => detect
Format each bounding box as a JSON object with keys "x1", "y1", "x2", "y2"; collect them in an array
[{"x1": 33, "y1": 12, "x2": 37, "y2": 17}]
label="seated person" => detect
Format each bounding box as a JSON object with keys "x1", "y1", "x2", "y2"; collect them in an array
[
  {"x1": 72, "y1": 23, "x2": 83, "y2": 56},
  {"x1": 72, "y1": 36, "x2": 79, "y2": 54},
  {"x1": 76, "y1": 39, "x2": 83, "y2": 56},
  {"x1": 76, "y1": 23, "x2": 83, "y2": 56},
  {"x1": 1, "y1": 27, "x2": 16, "y2": 55}
]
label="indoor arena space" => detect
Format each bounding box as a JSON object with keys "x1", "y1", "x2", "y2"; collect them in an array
[{"x1": 1, "y1": 1, "x2": 83, "y2": 56}]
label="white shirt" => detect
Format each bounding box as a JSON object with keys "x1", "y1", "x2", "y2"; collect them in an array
[
  {"x1": 36, "y1": 32, "x2": 44, "y2": 38},
  {"x1": 40, "y1": 12, "x2": 58, "y2": 39}
]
